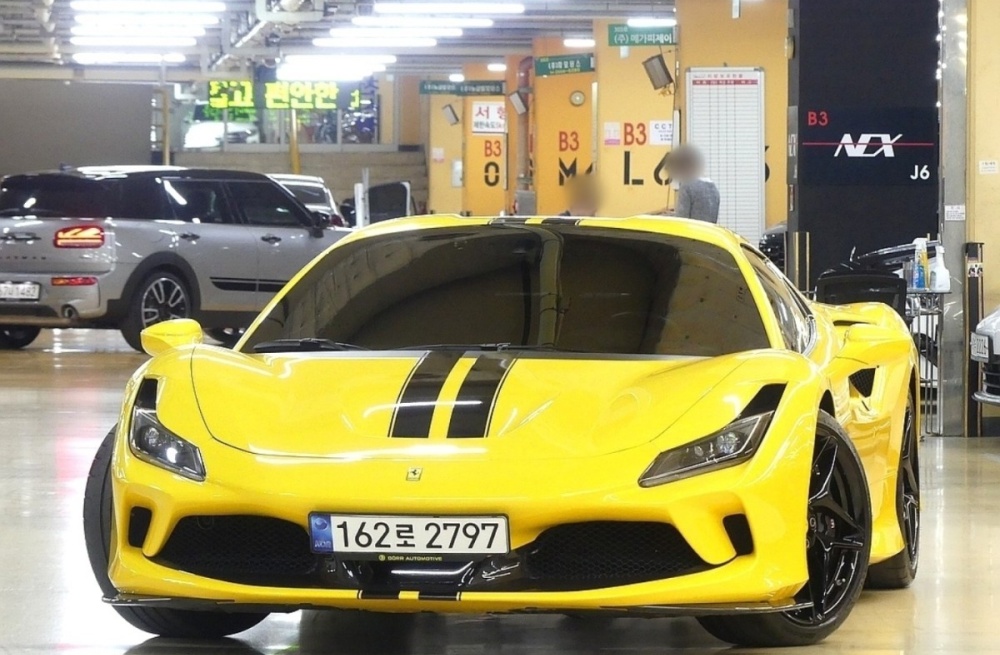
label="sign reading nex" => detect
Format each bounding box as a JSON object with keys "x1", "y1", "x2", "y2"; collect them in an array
[
  {"x1": 208, "y1": 80, "x2": 366, "y2": 111},
  {"x1": 534, "y1": 54, "x2": 595, "y2": 77}
]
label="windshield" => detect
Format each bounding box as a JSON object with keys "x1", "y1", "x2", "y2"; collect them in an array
[
  {"x1": 0, "y1": 175, "x2": 112, "y2": 218},
  {"x1": 241, "y1": 225, "x2": 770, "y2": 357},
  {"x1": 283, "y1": 184, "x2": 330, "y2": 208}
]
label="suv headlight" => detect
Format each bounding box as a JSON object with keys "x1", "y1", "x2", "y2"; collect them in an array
[
  {"x1": 639, "y1": 412, "x2": 773, "y2": 487},
  {"x1": 129, "y1": 408, "x2": 206, "y2": 481}
]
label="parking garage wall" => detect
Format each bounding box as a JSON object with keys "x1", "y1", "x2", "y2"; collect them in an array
[{"x1": 0, "y1": 81, "x2": 152, "y2": 177}]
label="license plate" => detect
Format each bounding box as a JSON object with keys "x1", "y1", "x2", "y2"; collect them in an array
[
  {"x1": 309, "y1": 514, "x2": 509, "y2": 560},
  {"x1": 0, "y1": 281, "x2": 40, "y2": 301},
  {"x1": 972, "y1": 333, "x2": 991, "y2": 362}
]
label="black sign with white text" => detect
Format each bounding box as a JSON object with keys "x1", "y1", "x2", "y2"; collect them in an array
[{"x1": 798, "y1": 107, "x2": 938, "y2": 186}]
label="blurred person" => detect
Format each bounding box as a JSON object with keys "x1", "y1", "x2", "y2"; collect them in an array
[
  {"x1": 661, "y1": 145, "x2": 720, "y2": 223},
  {"x1": 560, "y1": 173, "x2": 601, "y2": 217}
]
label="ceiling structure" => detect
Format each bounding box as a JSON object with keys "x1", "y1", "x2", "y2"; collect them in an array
[{"x1": 0, "y1": 0, "x2": 677, "y2": 81}]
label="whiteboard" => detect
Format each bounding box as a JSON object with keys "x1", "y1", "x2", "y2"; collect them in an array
[{"x1": 685, "y1": 67, "x2": 766, "y2": 245}]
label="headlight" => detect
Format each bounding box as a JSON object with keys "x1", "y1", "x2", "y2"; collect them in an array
[
  {"x1": 129, "y1": 408, "x2": 206, "y2": 481},
  {"x1": 639, "y1": 412, "x2": 773, "y2": 487}
]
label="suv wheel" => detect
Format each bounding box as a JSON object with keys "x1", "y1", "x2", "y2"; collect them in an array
[
  {"x1": 120, "y1": 271, "x2": 191, "y2": 352},
  {"x1": 0, "y1": 326, "x2": 41, "y2": 349}
]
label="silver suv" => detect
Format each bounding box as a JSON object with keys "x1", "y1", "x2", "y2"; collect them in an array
[{"x1": 0, "y1": 166, "x2": 349, "y2": 350}]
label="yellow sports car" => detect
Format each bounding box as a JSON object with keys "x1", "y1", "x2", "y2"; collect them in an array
[{"x1": 84, "y1": 216, "x2": 920, "y2": 647}]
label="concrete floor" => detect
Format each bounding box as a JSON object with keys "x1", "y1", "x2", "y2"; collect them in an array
[{"x1": 2, "y1": 328, "x2": 999, "y2": 655}]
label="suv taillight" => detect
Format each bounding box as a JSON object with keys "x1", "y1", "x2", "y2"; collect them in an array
[{"x1": 54, "y1": 226, "x2": 105, "y2": 248}]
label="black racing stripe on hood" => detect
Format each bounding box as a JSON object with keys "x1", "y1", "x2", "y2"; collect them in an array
[
  {"x1": 390, "y1": 352, "x2": 463, "y2": 438},
  {"x1": 447, "y1": 354, "x2": 515, "y2": 438}
]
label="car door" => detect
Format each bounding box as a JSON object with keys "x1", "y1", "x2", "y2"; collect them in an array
[
  {"x1": 159, "y1": 177, "x2": 259, "y2": 313},
  {"x1": 225, "y1": 179, "x2": 338, "y2": 309}
]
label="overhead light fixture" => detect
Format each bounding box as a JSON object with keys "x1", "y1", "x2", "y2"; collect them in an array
[
  {"x1": 283, "y1": 54, "x2": 397, "y2": 65},
  {"x1": 313, "y1": 36, "x2": 437, "y2": 48},
  {"x1": 329, "y1": 26, "x2": 462, "y2": 38},
  {"x1": 352, "y1": 16, "x2": 493, "y2": 28},
  {"x1": 278, "y1": 63, "x2": 386, "y2": 82},
  {"x1": 71, "y1": 25, "x2": 207, "y2": 38},
  {"x1": 70, "y1": 1, "x2": 226, "y2": 13},
  {"x1": 627, "y1": 17, "x2": 678, "y2": 28},
  {"x1": 70, "y1": 36, "x2": 199, "y2": 47},
  {"x1": 487, "y1": 62, "x2": 507, "y2": 72},
  {"x1": 373, "y1": 2, "x2": 525, "y2": 15},
  {"x1": 74, "y1": 13, "x2": 221, "y2": 26},
  {"x1": 563, "y1": 37, "x2": 595, "y2": 48},
  {"x1": 449, "y1": 73, "x2": 465, "y2": 83},
  {"x1": 72, "y1": 52, "x2": 186, "y2": 65},
  {"x1": 642, "y1": 53, "x2": 674, "y2": 90}
]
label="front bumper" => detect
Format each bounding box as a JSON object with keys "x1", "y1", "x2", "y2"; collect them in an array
[{"x1": 107, "y1": 405, "x2": 816, "y2": 614}]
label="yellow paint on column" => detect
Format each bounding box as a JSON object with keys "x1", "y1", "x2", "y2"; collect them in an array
[
  {"x1": 397, "y1": 75, "x2": 423, "y2": 146},
  {"x1": 376, "y1": 72, "x2": 396, "y2": 145},
  {"x1": 969, "y1": 0, "x2": 1000, "y2": 310},
  {"x1": 533, "y1": 37, "x2": 596, "y2": 216},
  {"x1": 463, "y1": 63, "x2": 509, "y2": 215},
  {"x1": 427, "y1": 91, "x2": 463, "y2": 214},
  {"x1": 594, "y1": 19, "x2": 678, "y2": 217},
  {"x1": 675, "y1": 0, "x2": 789, "y2": 227}
]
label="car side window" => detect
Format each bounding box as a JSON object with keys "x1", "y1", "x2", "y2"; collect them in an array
[
  {"x1": 745, "y1": 249, "x2": 812, "y2": 353},
  {"x1": 116, "y1": 177, "x2": 172, "y2": 220},
  {"x1": 162, "y1": 180, "x2": 235, "y2": 224},
  {"x1": 227, "y1": 181, "x2": 311, "y2": 228}
]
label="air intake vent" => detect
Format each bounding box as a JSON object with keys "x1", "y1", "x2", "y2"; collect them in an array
[{"x1": 850, "y1": 368, "x2": 877, "y2": 396}]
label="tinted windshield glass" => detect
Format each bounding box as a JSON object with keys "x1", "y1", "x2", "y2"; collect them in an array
[
  {"x1": 283, "y1": 184, "x2": 329, "y2": 207},
  {"x1": 242, "y1": 225, "x2": 770, "y2": 357},
  {"x1": 0, "y1": 175, "x2": 112, "y2": 218}
]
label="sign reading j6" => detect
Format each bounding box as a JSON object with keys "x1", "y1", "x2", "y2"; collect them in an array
[{"x1": 798, "y1": 107, "x2": 938, "y2": 187}]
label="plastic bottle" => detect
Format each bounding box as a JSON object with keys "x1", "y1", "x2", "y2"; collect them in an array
[
  {"x1": 931, "y1": 245, "x2": 951, "y2": 293},
  {"x1": 912, "y1": 238, "x2": 928, "y2": 290}
]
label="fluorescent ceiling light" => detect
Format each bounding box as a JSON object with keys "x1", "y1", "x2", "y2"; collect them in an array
[
  {"x1": 313, "y1": 36, "x2": 437, "y2": 48},
  {"x1": 329, "y1": 26, "x2": 462, "y2": 38},
  {"x1": 72, "y1": 52, "x2": 186, "y2": 65},
  {"x1": 373, "y1": 2, "x2": 525, "y2": 15},
  {"x1": 71, "y1": 25, "x2": 207, "y2": 37},
  {"x1": 70, "y1": 36, "x2": 198, "y2": 47},
  {"x1": 627, "y1": 17, "x2": 678, "y2": 28},
  {"x1": 563, "y1": 37, "x2": 595, "y2": 48},
  {"x1": 449, "y1": 73, "x2": 465, "y2": 82},
  {"x1": 487, "y1": 62, "x2": 507, "y2": 72},
  {"x1": 352, "y1": 15, "x2": 493, "y2": 28},
  {"x1": 283, "y1": 54, "x2": 398, "y2": 65},
  {"x1": 74, "y1": 13, "x2": 220, "y2": 26},
  {"x1": 71, "y1": 1, "x2": 226, "y2": 12},
  {"x1": 277, "y1": 64, "x2": 385, "y2": 82}
]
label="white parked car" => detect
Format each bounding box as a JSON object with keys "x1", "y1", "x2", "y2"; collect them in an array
[{"x1": 269, "y1": 174, "x2": 346, "y2": 227}]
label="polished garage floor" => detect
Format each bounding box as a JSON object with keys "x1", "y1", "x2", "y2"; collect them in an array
[{"x1": 2, "y1": 330, "x2": 1000, "y2": 655}]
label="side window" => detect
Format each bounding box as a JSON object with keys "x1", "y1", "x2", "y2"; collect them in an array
[
  {"x1": 162, "y1": 180, "x2": 235, "y2": 224},
  {"x1": 116, "y1": 177, "x2": 171, "y2": 220},
  {"x1": 227, "y1": 181, "x2": 310, "y2": 228},
  {"x1": 745, "y1": 249, "x2": 812, "y2": 353}
]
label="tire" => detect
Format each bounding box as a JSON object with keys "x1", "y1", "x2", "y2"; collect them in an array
[
  {"x1": 698, "y1": 412, "x2": 872, "y2": 647},
  {"x1": 0, "y1": 326, "x2": 41, "y2": 349},
  {"x1": 207, "y1": 327, "x2": 244, "y2": 349},
  {"x1": 120, "y1": 271, "x2": 192, "y2": 352},
  {"x1": 867, "y1": 392, "x2": 920, "y2": 588},
  {"x1": 83, "y1": 427, "x2": 268, "y2": 638}
]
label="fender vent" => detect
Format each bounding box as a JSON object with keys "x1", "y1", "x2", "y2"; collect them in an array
[{"x1": 850, "y1": 368, "x2": 877, "y2": 396}]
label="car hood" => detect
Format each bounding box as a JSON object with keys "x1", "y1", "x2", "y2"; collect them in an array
[{"x1": 189, "y1": 347, "x2": 752, "y2": 460}]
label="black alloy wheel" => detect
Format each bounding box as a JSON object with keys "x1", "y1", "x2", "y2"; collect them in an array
[{"x1": 867, "y1": 392, "x2": 920, "y2": 588}]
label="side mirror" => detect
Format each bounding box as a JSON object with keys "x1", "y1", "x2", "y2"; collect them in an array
[
  {"x1": 310, "y1": 210, "x2": 332, "y2": 227},
  {"x1": 141, "y1": 318, "x2": 204, "y2": 356},
  {"x1": 830, "y1": 324, "x2": 912, "y2": 379}
]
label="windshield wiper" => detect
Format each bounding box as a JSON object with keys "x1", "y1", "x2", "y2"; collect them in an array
[
  {"x1": 398, "y1": 343, "x2": 580, "y2": 353},
  {"x1": 252, "y1": 338, "x2": 369, "y2": 353}
]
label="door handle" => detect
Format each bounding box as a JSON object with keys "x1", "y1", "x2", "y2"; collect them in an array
[
  {"x1": 179, "y1": 232, "x2": 201, "y2": 241},
  {"x1": 261, "y1": 234, "x2": 282, "y2": 244}
]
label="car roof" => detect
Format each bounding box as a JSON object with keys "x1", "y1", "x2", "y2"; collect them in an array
[
  {"x1": 4, "y1": 166, "x2": 271, "y2": 183},
  {"x1": 350, "y1": 215, "x2": 750, "y2": 253},
  {"x1": 269, "y1": 174, "x2": 327, "y2": 186}
]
